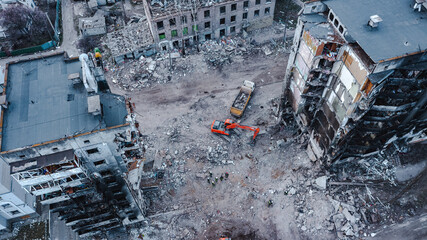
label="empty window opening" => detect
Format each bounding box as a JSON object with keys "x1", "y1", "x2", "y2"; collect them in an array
[
  {"x1": 243, "y1": 1, "x2": 249, "y2": 8},
  {"x1": 334, "y1": 19, "x2": 339, "y2": 27},
  {"x1": 1, "y1": 203, "x2": 12, "y2": 209},
  {"x1": 157, "y1": 21, "x2": 164, "y2": 30},
  {"x1": 173, "y1": 41, "x2": 179, "y2": 48},
  {"x1": 204, "y1": 10, "x2": 210, "y2": 18},
  {"x1": 266, "y1": 0, "x2": 271, "y2": 3},
  {"x1": 265, "y1": 7, "x2": 270, "y2": 15},
  {"x1": 93, "y1": 159, "x2": 106, "y2": 166},
  {"x1": 169, "y1": 18, "x2": 176, "y2": 26},
  {"x1": 181, "y1": 16, "x2": 187, "y2": 24},
  {"x1": 205, "y1": 34, "x2": 211, "y2": 40},
  {"x1": 19, "y1": 155, "x2": 25, "y2": 158},
  {"x1": 191, "y1": 13, "x2": 197, "y2": 22},
  {"x1": 67, "y1": 94, "x2": 74, "y2": 102},
  {"x1": 256, "y1": 0, "x2": 260, "y2": 5},
  {"x1": 220, "y1": 29, "x2": 226, "y2": 37},
  {"x1": 329, "y1": 12, "x2": 334, "y2": 21},
  {"x1": 205, "y1": 21, "x2": 210, "y2": 29},
  {"x1": 220, "y1": 6, "x2": 226, "y2": 14},
  {"x1": 254, "y1": 10, "x2": 260, "y2": 17},
  {"x1": 10, "y1": 210, "x2": 21, "y2": 215},
  {"x1": 86, "y1": 148, "x2": 99, "y2": 154},
  {"x1": 230, "y1": 26, "x2": 236, "y2": 33},
  {"x1": 243, "y1": 12, "x2": 248, "y2": 19},
  {"x1": 220, "y1": 18, "x2": 225, "y2": 25},
  {"x1": 231, "y1": 3, "x2": 237, "y2": 11},
  {"x1": 231, "y1": 15, "x2": 236, "y2": 22},
  {"x1": 338, "y1": 25, "x2": 344, "y2": 33},
  {"x1": 52, "y1": 147, "x2": 59, "y2": 152},
  {"x1": 84, "y1": 140, "x2": 90, "y2": 144}
]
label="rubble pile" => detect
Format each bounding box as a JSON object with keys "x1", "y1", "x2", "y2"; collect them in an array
[
  {"x1": 102, "y1": 20, "x2": 154, "y2": 60},
  {"x1": 200, "y1": 37, "x2": 252, "y2": 67},
  {"x1": 232, "y1": 92, "x2": 249, "y2": 109}
]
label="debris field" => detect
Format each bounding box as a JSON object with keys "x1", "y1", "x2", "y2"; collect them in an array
[{"x1": 104, "y1": 34, "x2": 426, "y2": 240}]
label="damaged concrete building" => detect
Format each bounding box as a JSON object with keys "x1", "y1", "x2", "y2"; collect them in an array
[
  {"x1": 284, "y1": 0, "x2": 427, "y2": 163},
  {"x1": 0, "y1": 53, "x2": 145, "y2": 236},
  {"x1": 143, "y1": 0, "x2": 276, "y2": 49}
]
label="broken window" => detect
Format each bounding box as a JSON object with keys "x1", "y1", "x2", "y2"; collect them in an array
[
  {"x1": 265, "y1": 7, "x2": 270, "y2": 15},
  {"x1": 243, "y1": 1, "x2": 249, "y2": 8},
  {"x1": 205, "y1": 34, "x2": 211, "y2": 40},
  {"x1": 204, "y1": 21, "x2": 210, "y2": 29},
  {"x1": 191, "y1": 13, "x2": 198, "y2": 22},
  {"x1": 10, "y1": 210, "x2": 21, "y2": 215},
  {"x1": 243, "y1": 12, "x2": 248, "y2": 19},
  {"x1": 220, "y1": 29, "x2": 226, "y2": 37},
  {"x1": 159, "y1": 33, "x2": 165, "y2": 40},
  {"x1": 231, "y1": 15, "x2": 236, "y2": 22},
  {"x1": 220, "y1": 6, "x2": 226, "y2": 14},
  {"x1": 220, "y1": 18, "x2": 225, "y2": 25},
  {"x1": 157, "y1": 21, "x2": 164, "y2": 30},
  {"x1": 192, "y1": 25, "x2": 198, "y2": 33},
  {"x1": 86, "y1": 148, "x2": 99, "y2": 154},
  {"x1": 171, "y1": 29, "x2": 178, "y2": 37},
  {"x1": 1, "y1": 203, "x2": 12, "y2": 209},
  {"x1": 169, "y1": 18, "x2": 176, "y2": 27},
  {"x1": 329, "y1": 12, "x2": 334, "y2": 21},
  {"x1": 231, "y1": 3, "x2": 237, "y2": 11},
  {"x1": 204, "y1": 10, "x2": 210, "y2": 18},
  {"x1": 183, "y1": 27, "x2": 188, "y2": 35},
  {"x1": 93, "y1": 159, "x2": 106, "y2": 166},
  {"x1": 181, "y1": 16, "x2": 187, "y2": 24},
  {"x1": 230, "y1": 26, "x2": 236, "y2": 33},
  {"x1": 256, "y1": 0, "x2": 260, "y2": 5},
  {"x1": 254, "y1": 10, "x2": 260, "y2": 17}
]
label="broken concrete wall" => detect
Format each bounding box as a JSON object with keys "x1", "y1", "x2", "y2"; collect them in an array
[
  {"x1": 144, "y1": 0, "x2": 276, "y2": 48},
  {"x1": 284, "y1": 1, "x2": 427, "y2": 164}
]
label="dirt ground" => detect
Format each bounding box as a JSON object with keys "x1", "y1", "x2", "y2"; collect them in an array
[
  {"x1": 102, "y1": 31, "x2": 426, "y2": 240},
  {"x1": 105, "y1": 46, "x2": 338, "y2": 240}
]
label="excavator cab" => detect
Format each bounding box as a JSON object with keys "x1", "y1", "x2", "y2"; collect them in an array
[{"x1": 211, "y1": 120, "x2": 231, "y2": 135}]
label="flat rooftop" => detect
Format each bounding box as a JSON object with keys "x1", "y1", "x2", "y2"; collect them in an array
[
  {"x1": 326, "y1": 0, "x2": 427, "y2": 62},
  {"x1": 2, "y1": 54, "x2": 127, "y2": 151}
]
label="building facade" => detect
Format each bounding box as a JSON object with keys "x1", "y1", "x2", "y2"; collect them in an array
[
  {"x1": 0, "y1": 53, "x2": 145, "y2": 236},
  {"x1": 284, "y1": 0, "x2": 427, "y2": 164},
  {"x1": 143, "y1": 0, "x2": 275, "y2": 50}
]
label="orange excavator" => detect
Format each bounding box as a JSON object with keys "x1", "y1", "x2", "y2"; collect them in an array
[{"x1": 211, "y1": 119, "x2": 260, "y2": 143}]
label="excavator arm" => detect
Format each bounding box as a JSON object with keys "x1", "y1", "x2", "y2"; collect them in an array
[{"x1": 226, "y1": 123, "x2": 260, "y2": 140}]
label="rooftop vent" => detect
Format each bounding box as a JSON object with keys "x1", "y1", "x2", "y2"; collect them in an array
[
  {"x1": 368, "y1": 15, "x2": 383, "y2": 28},
  {"x1": 414, "y1": 0, "x2": 427, "y2": 12}
]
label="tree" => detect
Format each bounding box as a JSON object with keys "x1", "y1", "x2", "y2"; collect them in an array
[{"x1": 0, "y1": 4, "x2": 51, "y2": 49}]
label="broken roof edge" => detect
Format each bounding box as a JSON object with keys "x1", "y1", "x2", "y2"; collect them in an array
[{"x1": 0, "y1": 123, "x2": 130, "y2": 155}]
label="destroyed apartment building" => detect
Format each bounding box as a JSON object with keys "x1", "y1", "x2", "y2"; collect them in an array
[
  {"x1": 143, "y1": 0, "x2": 276, "y2": 50},
  {"x1": 0, "y1": 53, "x2": 145, "y2": 236},
  {"x1": 284, "y1": 0, "x2": 427, "y2": 163}
]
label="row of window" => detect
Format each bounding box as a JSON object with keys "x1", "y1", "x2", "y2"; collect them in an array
[
  {"x1": 159, "y1": 25, "x2": 237, "y2": 40},
  {"x1": 157, "y1": 8, "x2": 270, "y2": 32}
]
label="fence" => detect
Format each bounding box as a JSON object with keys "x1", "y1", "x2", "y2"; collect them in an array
[{"x1": 0, "y1": 0, "x2": 61, "y2": 58}]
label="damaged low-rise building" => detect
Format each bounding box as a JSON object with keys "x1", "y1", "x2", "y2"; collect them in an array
[
  {"x1": 0, "y1": 53, "x2": 145, "y2": 236},
  {"x1": 284, "y1": 0, "x2": 427, "y2": 163},
  {"x1": 142, "y1": 0, "x2": 276, "y2": 50}
]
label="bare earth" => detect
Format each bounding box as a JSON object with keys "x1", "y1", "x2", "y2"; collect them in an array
[{"x1": 107, "y1": 50, "x2": 336, "y2": 240}]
